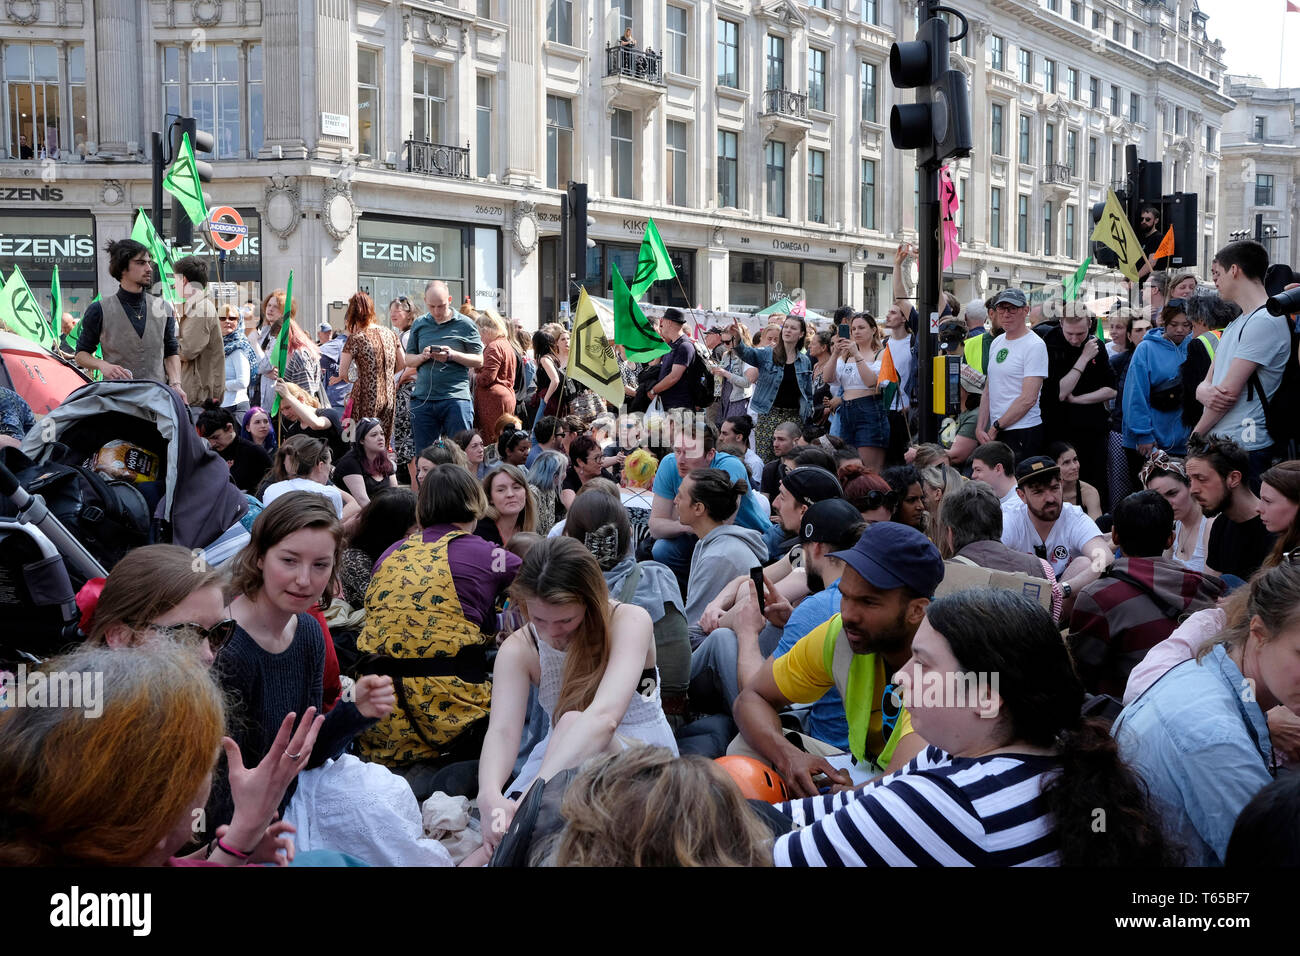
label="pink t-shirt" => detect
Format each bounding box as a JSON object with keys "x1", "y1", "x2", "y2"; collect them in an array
[{"x1": 1123, "y1": 608, "x2": 1226, "y2": 705}]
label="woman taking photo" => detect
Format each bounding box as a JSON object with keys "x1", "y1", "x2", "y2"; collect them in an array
[
  {"x1": 477, "y1": 536, "x2": 677, "y2": 854},
  {"x1": 829, "y1": 312, "x2": 889, "y2": 470},
  {"x1": 1115, "y1": 562, "x2": 1300, "y2": 865},
  {"x1": 712, "y1": 324, "x2": 757, "y2": 426},
  {"x1": 730, "y1": 315, "x2": 813, "y2": 464},
  {"x1": 476, "y1": 463, "x2": 537, "y2": 548},
  {"x1": 1141, "y1": 452, "x2": 1214, "y2": 572},
  {"x1": 333, "y1": 291, "x2": 404, "y2": 445},
  {"x1": 333, "y1": 417, "x2": 398, "y2": 508},
  {"x1": 1048, "y1": 441, "x2": 1103, "y2": 520},
  {"x1": 775, "y1": 589, "x2": 1174, "y2": 866},
  {"x1": 474, "y1": 310, "x2": 517, "y2": 440}
]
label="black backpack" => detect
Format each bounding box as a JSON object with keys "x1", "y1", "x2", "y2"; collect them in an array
[
  {"x1": 1244, "y1": 312, "x2": 1300, "y2": 459},
  {"x1": 686, "y1": 346, "x2": 715, "y2": 411}
]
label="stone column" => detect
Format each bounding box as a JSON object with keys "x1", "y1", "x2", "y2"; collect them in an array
[
  {"x1": 93, "y1": 0, "x2": 141, "y2": 158},
  {"x1": 504, "y1": 0, "x2": 538, "y2": 183},
  {"x1": 313, "y1": 0, "x2": 352, "y2": 159},
  {"x1": 261, "y1": 0, "x2": 307, "y2": 158},
  {"x1": 968, "y1": 20, "x2": 990, "y2": 245}
]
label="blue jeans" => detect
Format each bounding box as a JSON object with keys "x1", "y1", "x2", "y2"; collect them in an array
[
  {"x1": 410, "y1": 396, "x2": 474, "y2": 454},
  {"x1": 652, "y1": 533, "x2": 697, "y2": 595},
  {"x1": 689, "y1": 624, "x2": 783, "y2": 719}
]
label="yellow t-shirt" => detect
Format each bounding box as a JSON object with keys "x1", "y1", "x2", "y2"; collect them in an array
[{"x1": 772, "y1": 617, "x2": 914, "y2": 762}]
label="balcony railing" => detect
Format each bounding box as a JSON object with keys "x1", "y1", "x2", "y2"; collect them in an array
[
  {"x1": 762, "y1": 88, "x2": 809, "y2": 119},
  {"x1": 1043, "y1": 162, "x2": 1073, "y2": 184},
  {"x1": 406, "y1": 139, "x2": 471, "y2": 179},
  {"x1": 605, "y1": 45, "x2": 664, "y2": 85}
]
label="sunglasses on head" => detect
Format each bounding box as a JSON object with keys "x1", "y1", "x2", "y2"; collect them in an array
[
  {"x1": 860, "y1": 489, "x2": 898, "y2": 512},
  {"x1": 133, "y1": 618, "x2": 237, "y2": 652}
]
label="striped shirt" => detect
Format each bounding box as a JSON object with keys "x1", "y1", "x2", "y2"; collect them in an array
[{"x1": 772, "y1": 747, "x2": 1063, "y2": 866}]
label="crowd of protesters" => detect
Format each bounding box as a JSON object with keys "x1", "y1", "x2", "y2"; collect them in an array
[{"x1": 1, "y1": 235, "x2": 1299, "y2": 869}]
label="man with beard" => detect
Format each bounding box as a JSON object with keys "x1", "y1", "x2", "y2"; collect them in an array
[
  {"x1": 731, "y1": 522, "x2": 944, "y2": 796},
  {"x1": 1001, "y1": 456, "x2": 1112, "y2": 612},
  {"x1": 766, "y1": 466, "x2": 842, "y2": 560},
  {"x1": 1186, "y1": 434, "x2": 1273, "y2": 582}
]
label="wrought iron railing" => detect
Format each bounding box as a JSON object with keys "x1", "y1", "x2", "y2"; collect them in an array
[
  {"x1": 405, "y1": 139, "x2": 471, "y2": 179},
  {"x1": 1043, "y1": 162, "x2": 1074, "y2": 184},
  {"x1": 604, "y1": 45, "x2": 664, "y2": 85},
  {"x1": 762, "y1": 88, "x2": 809, "y2": 119}
]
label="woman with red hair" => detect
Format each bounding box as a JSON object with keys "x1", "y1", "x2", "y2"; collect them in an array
[{"x1": 334, "y1": 291, "x2": 406, "y2": 444}]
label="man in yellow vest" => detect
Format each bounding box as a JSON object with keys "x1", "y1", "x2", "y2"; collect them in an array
[{"x1": 732, "y1": 522, "x2": 945, "y2": 797}]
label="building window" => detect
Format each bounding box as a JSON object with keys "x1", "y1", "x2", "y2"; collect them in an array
[
  {"x1": 1066, "y1": 129, "x2": 1077, "y2": 175},
  {"x1": 1047, "y1": 0, "x2": 1059, "y2": 11},
  {"x1": 357, "y1": 49, "x2": 380, "y2": 159},
  {"x1": 611, "y1": 108, "x2": 635, "y2": 199},
  {"x1": 1043, "y1": 202, "x2": 1054, "y2": 256},
  {"x1": 1066, "y1": 67, "x2": 1078, "y2": 100},
  {"x1": 717, "y1": 129, "x2": 738, "y2": 207},
  {"x1": 862, "y1": 0, "x2": 878, "y2": 24},
  {"x1": 248, "y1": 44, "x2": 263, "y2": 157},
  {"x1": 188, "y1": 43, "x2": 245, "y2": 158},
  {"x1": 545, "y1": 94, "x2": 572, "y2": 189},
  {"x1": 808, "y1": 148, "x2": 825, "y2": 224},
  {"x1": 1253, "y1": 116, "x2": 1266, "y2": 140},
  {"x1": 860, "y1": 158, "x2": 876, "y2": 230},
  {"x1": 1088, "y1": 136, "x2": 1098, "y2": 181},
  {"x1": 477, "y1": 0, "x2": 491, "y2": 17},
  {"x1": 765, "y1": 34, "x2": 785, "y2": 91},
  {"x1": 1044, "y1": 58, "x2": 1056, "y2": 93},
  {"x1": 1110, "y1": 142, "x2": 1120, "y2": 181},
  {"x1": 1065, "y1": 205, "x2": 1076, "y2": 258},
  {"x1": 717, "y1": 19, "x2": 740, "y2": 89},
  {"x1": 1070, "y1": 1, "x2": 1083, "y2": 23},
  {"x1": 1018, "y1": 114, "x2": 1031, "y2": 164},
  {"x1": 1256, "y1": 173, "x2": 1275, "y2": 207},
  {"x1": 1092, "y1": 10, "x2": 1103, "y2": 29},
  {"x1": 666, "y1": 119, "x2": 688, "y2": 206},
  {"x1": 611, "y1": 0, "x2": 632, "y2": 37},
  {"x1": 1128, "y1": 93, "x2": 1140, "y2": 124},
  {"x1": 1044, "y1": 123, "x2": 1055, "y2": 164},
  {"x1": 1112, "y1": 19, "x2": 1122, "y2": 41},
  {"x1": 1018, "y1": 195, "x2": 1029, "y2": 252},
  {"x1": 1089, "y1": 76, "x2": 1099, "y2": 108},
  {"x1": 1205, "y1": 174, "x2": 1216, "y2": 213},
  {"x1": 991, "y1": 103, "x2": 1004, "y2": 156},
  {"x1": 3, "y1": 41, "x2": 88, "y2": 159},
  {"x1": 957, "y1": 177, "x2": 967, "y2": 242},
  {"x1": 765, "y1": 140, "x2": 786, "y2": 217},
  {"x1": 990, "y1": 35, "x2": 1004, "y2": 72},
  {"x1": 666, "y1": 6, "x2": 689, "y2": 76},
  {"x1": 1110, "y1": 84, "x2": 1120, "y2": 116},
  {"x1": 547, "y1": 0, "x2": 573, "y2": 45},
  {"x1": 1131, "y1": 30, "x2": 1141, "y2": 51},
  {"x1": 990, "y1": 186, "x2": 1003, "y2": 248},
  {"x1": 1018, "y1": 48, "x2": 1033, "y2": 84},
  {"x1": 413, "y1": 60, "x2": 447, "y2": 145},
  {"x1": 860, "y1": 61, "x2": 877, "y2": 123},
  {"x1": 475, "y1": 75, "x2": 492, "y2": 178},
  {"x1": 1205, "y1": 125, "x2": 1217, "y2": 151},
  {"x1": 808, "y1": 48, "x2": 826, "y2": 111},
  {"x1": 163, "y1": 45, "x2": 182, "y2": 121},
  {"x1": 1174, "y1": 106, "x2": 1184, "y2": 134}
]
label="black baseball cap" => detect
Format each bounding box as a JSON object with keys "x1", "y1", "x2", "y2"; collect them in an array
[
  {"x1": 781, "y1": 467, "x2": 843, "y2": 507},
  {"x1": 799, "y1": 498, "x2": 863, "y2": 544},
  {"x1": 1015, "y1": 455, "x2": 1061, "y2": 486}
]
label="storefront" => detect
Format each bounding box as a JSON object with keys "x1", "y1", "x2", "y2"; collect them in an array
[
  {"x1": 538, "y1": 238, "x2": 696, "y2": 325},
  {"x1": 727, "y1": 250, "x2": 841, "y2": 315},
  {"x1": 0, "y1": 209, "x2": 97, "y2": 321},
  {"x1": 163, "y1": 208, "x2": 262, "y2": 308},
  {"x1": 356, "y1": 215, "x2": 501, "y2": 323}
]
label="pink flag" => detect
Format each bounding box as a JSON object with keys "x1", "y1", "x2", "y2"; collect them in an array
[
  {"x1": 940, "y1": 165, "x2": 961, "y2": 270},
  {"x1": 790, "y1": 299, "x2": 807, "y2": 318}
]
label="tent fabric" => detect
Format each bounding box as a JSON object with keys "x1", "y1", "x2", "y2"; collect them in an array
[{"x1": 0, "y1": 332, "x2": 90, "y2": 416}]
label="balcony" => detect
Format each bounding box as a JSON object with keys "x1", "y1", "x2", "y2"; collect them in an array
[
  {"x1": 405, "y1": 139, "x2": 471, "y2": 179},
  {"x1": 759, "y1": 88, "x2": 812, "y2": 141},
  {"x1": 602, "y1": 45, "x2": 666, "y2": 113},
  {"x1": 1042, "y1": 162, "x2": 1075, "y2": 201}
]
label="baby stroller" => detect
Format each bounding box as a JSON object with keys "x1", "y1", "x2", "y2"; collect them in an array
[{"x1": 0, "y1": 380, "x2": 249, "y2": 666}]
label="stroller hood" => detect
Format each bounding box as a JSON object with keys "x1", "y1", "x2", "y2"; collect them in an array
[{"x1": 22, "y1": 380, "x2": 248, "y2": 550}]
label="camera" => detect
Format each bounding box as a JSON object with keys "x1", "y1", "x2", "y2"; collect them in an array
[{"x1": 1265, "y1": 286, "x2": 1300, "y2": 317}]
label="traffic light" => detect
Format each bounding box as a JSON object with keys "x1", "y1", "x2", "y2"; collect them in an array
[
  {"x1": 1090, "y1": 195, "x2": 1124, "y2": 268},
  {"x1": 169, "y1": 116, "x2": 214, "y2": 247},
  {"x1": 888, "y1": 10, "x2": 972, "y2": 167},
  {"x1": 566, "y1": 181, "x2": 595, "y2": 287}
]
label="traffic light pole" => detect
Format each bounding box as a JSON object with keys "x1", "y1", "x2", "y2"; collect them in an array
[
  {"x1": 151, "y1": 131, "x2": 165, "y2": 233},
  {"x1": 916, "y1": 162, "x2": 941, "y2": 446}
]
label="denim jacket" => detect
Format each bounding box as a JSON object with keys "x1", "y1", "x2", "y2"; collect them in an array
[
  {"x1": 1112, "y1": 644, "x2": 1274, "y2": 866},
  {"x1": 733, "y1": 343, "x2": 813, "y2": 420}
]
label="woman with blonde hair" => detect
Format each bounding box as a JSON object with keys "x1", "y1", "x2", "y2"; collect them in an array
[
  {"x1": 333, "y1": 291, "x2": 405, "y2": 444},
  {"x1": 257, "y1": 288, "x2": 320, "y2": 400},
  {"x1": 476, "y1": 462, "x2": 537, "y2": 548},
  {"x1": 474, "y1": 309, "x2": 518, "y2": 439},
  {"x1": 542, "y1": 746, "x2": 773, "y2": 867},
  {"x1": 477, "y1": 536, "x2": 677, "y2": 856}
]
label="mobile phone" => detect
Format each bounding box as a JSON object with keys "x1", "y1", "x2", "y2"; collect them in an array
[
  {"x1": 838, "y1": 323, "x2": 851, "y2": 339},
  {"x1": 750, "y1": 566, "x2": 766, "y2": 615}
]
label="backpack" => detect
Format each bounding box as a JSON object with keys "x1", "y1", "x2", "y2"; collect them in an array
[
  {"x1": 1244, "y1": 312, "x2": 1300, "y2": 458},
  {"x1": 686, "y1": 346, "x2": 715, "y2": 410}
]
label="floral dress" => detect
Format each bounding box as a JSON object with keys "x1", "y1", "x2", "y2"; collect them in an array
[{"x1": 344, "y1": 324, "x2": 401, "y2": 444}]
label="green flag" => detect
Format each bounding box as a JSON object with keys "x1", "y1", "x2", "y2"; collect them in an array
[
  {"x1": 1062, "y1": 256, "x2": 1092, "y2": 303},
  {"x1": 611, "y1": 265, "x2": 669, "y2": 362},
  {"x1": 163, "y1": 131, "x2": 210, "y2": 227},
  {"x1": 49, "y1": 263, "x2": 61, "y2": 338},
  {"x1": 268, "y1": 271, "x2": 295, "y2": 417},
  {"x1": 131, "y1": 209, "x2": 182, "y2": 302},
  {"x1": 0, "y1": 266, "x2": 58, "y2": 350},
  {"x1": 630, "y1": 219, "x2": 676, "y2": 300}
]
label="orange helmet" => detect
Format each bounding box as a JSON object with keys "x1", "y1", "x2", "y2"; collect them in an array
[{"x1": 714, "y1": 756, "x2": 790, "y2": 803}]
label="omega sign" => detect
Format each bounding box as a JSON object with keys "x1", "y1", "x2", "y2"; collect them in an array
[{"x1": 773, "y1": 239, "x2": 810, "y2": 253}]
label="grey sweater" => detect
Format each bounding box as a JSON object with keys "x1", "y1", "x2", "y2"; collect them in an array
[{"x1": 685, "y1": 524, "x2": 769, "y2": 644}]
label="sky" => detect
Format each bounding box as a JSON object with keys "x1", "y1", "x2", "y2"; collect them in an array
[{"x1": 1196, "y1": 0, "x2": 1300, "y2": 88}]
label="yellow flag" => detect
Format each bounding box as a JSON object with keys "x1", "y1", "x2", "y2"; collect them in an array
[
  {"x1": 566, "y1": 289, "x2": 625, "y2": 411},
  {"x1": 1089, "y1": 189, "x2": 1147, "y2": 284}
]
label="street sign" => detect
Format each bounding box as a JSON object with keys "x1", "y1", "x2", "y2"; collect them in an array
[{"x1": 206, "y1": 206, "x2": 248, "y2": 251}]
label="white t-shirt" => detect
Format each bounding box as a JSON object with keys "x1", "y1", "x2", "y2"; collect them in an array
[
  {"x1": 1000, "y1": 484, "x2": 1024, "y2": 515},
  {"x1": 1001, "y1": 501, "x2": 1104, "y2": 577},
  {"x1": 1210, "y1": 306, "x2": 1292, "y2": 451},
  {"x1": 886, "y1": 338, "x2": 912, "y2": 409},
  {"x1": 986, "y1": 331, "x2": 1049, "y2": 429},
  {"x1": 263, "y1": 478, "x2": 346, "y2": 518}
]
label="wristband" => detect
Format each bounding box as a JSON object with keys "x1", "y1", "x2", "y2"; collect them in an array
[{"x1": 215, "y1": 837, "x2": 252, "y2": 859}]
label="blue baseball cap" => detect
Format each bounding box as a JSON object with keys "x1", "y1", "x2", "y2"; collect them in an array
[{"x1": 830, "y1": 522, "x2": 945, "y2": 597}]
